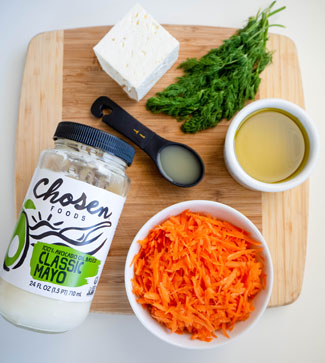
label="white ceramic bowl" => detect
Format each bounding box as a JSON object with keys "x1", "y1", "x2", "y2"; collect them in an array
[
  {"x1": 125, "y1": 200, "x2": 273, "y2": 349},
  {"x1": 224, "y1": 98, "x2": 320, "y2": 192}
]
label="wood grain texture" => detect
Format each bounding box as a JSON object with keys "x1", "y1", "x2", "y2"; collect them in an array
[
  {"x1": 15, "y1": 25, "x2": 308, "y2": 312},
  {"x1": 15, "y1": 30, "x2": 64, "y2": 212},
  {"x1": 259, "y1": 34, "x2": 308, "y2": 306}
]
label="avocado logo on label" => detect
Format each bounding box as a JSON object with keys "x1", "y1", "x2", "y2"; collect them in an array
[
  {"x1": 4, "y1": 199, "x2": 35, "y2": 271},
  {"x1": 4, "y1": 196, "x2": 111, "y2": 274},
  {"x1": 3, "y1": 173, "x2": 116, "y2": 294}
]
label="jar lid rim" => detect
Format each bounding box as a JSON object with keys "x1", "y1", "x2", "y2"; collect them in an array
[{"x1": 53, "y1": 122, "x2": 135, "y2": 166}]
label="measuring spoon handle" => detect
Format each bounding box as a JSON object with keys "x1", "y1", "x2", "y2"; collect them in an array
[{"x1": 91, "y1": 96, "x2": 166, "y2": 157}]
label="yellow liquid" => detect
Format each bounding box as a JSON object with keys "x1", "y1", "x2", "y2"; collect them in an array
[
  {"x1": 158, "y1": 145, "x2": 202, "y2": 185},
  {"x1": 235, "y1": 110, "x2": 307, "y2": 183}
]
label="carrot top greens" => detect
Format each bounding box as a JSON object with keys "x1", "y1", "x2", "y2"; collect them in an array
[
  {"x1": 146, "y1": 1, "x2": 285, "y2": 133},
  {"x1": 131, "y1": 210, "x2": 265, "y2": 341}
]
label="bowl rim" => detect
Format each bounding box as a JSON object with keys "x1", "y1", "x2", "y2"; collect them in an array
[
  {"x1": 124, "y1": 200, "x2": 274, "y2": 349},
  {"x1": 224, "y1": 98, "x2": 320, "y2": 192}
]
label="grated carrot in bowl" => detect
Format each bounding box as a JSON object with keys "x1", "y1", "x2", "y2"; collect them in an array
[{"x1": 131, "y1": 210, "x2": 266, "y2": 342}]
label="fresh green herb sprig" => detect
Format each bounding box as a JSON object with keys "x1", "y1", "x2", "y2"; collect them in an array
[{"x1": 146, "y1": 2, "x2": 285, "y2": 133}]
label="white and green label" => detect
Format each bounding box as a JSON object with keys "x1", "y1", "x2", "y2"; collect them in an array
[{"x1": 1, "y1": 168, "x2": 125, "y2": 302}]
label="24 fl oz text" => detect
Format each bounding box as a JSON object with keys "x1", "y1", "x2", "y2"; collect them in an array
[{"x1": 29, "y1": 280, "x2": 82, "y2": 297}]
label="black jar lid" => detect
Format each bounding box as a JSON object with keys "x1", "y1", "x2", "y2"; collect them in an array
[{"x1": 53, "y1": 121, "x2": 135, "y2": 166}]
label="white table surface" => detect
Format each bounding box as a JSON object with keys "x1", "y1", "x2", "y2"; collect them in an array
[{"x1": 0, "y1": 0, "x2": 324, "y2": 361}]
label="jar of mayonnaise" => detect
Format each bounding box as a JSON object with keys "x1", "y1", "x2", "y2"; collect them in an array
[{"x1": 0, "y1": 122, "x2": 135, "y2": 333}]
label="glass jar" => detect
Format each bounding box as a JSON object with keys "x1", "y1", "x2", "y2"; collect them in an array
[{"x1": 0, "y1": 122, "x2": 135, "y2": 333}]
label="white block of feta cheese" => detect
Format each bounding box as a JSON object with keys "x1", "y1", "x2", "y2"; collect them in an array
[{"x1": 93, "y1": 4, "x2": 179, "y2": 101}]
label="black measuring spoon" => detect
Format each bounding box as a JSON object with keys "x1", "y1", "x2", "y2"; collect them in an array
[{"x1": 91, "y1": 96, "x2": 204, "y2": 188}]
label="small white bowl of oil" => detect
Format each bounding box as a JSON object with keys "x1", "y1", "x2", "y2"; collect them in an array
[{"x1": 224, "y1": 98, "x2": 320, "y2": 192}]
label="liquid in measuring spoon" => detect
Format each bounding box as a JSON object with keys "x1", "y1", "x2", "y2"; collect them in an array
[
  {"x1": 235, "y1": 110, "x2": 307, "y2": 183},
  {"x1": 158, "y1": 145, "x2": 202, "y2": 185}
]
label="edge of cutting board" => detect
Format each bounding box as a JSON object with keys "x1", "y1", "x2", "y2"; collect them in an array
[
  {"x1": 15, "y1": 26, "x2": 308, "y2": 309},
  {"x1": 258, "y1": 32, "x2": 308, "y2": 306}
]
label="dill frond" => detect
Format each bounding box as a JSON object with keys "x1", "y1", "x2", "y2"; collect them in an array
[{"x1": 146, "y1": 2, "x2": 285, "y2": 133}]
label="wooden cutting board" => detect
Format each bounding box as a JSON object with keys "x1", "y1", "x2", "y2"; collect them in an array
[{"x1": 15, "y1": 25, "x2": 308, "y2": 312}]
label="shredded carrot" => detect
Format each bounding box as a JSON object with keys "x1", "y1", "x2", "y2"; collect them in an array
[{"x1": 131, "y1": 210, "x2": 266, "y2": 342}]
